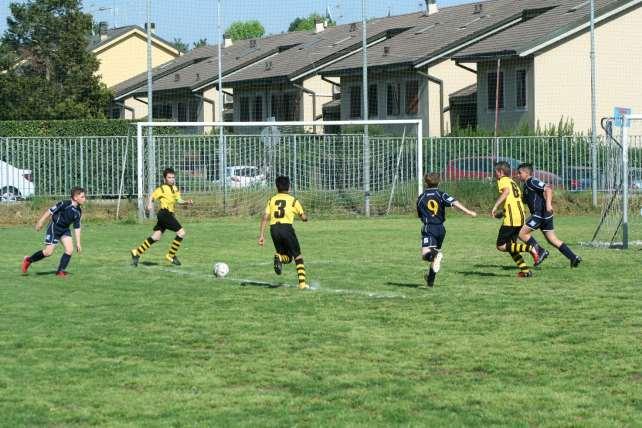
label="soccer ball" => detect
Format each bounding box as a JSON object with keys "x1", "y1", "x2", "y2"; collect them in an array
[{"x1": 213, "y1": 262, "x2": 229, "y2": 278}]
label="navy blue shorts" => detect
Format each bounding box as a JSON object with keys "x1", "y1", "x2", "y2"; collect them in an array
[
  {"x1": 44, "y1": 223, "x2": 71, "y2": 245},
  {"x1": 525, "y1": 214, "x2": 554, "y2": 232},
  {"x1": 421, "y1": 224, "x2": 446, "y2": 250}
]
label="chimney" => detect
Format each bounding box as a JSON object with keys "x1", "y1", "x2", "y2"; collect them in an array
[
  {"x1": 98, "y1": 21, "x2": 108, "y2": 41},
  {"x1": 383, "y1": 46, "x2": 390, "y2": 56},
  {"x1": 349, "y1": 23, "x2": 357, "y2": 32},
  {"x1": 223, "y1": 33, "x2": 233, "y2": 48},
  {"x1": 315, "y1": 18, "x2": 325, "y2": 33},
  {"x1": 425, "y1": 0, "x2": 438, "y2": 16},
  {"x1": 144, "y1": 22, "x2": 156, "y2": 34},
  {"x1": 249, "y1": 39, "x2": 257, "y2": 48},
  {"x1": 473, "y1": 3, "x2": 483, "y2": 14}
]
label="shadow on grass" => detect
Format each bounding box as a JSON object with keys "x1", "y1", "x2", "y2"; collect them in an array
[
  {"x1": 35, "y1": 271, "x2": 61, "y2": 276},
  {"x1": 386, "y1": 281, "x2": 425, "y2": 288},
  {"x1": 473, "y1": 264, "x2": 515, "y2": 271},
  {"x1": 456, "y1": 270, "x2": 503, "y2": 277},
  {"x1": 140, "y1": 261, "x2": 160, "y2": 266},
  {"x1": 240, "y1": 280, "x2": 285, "y2": 289}
]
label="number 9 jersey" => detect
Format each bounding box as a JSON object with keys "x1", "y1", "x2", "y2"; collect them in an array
[
  {"x1": 416, "y1": 188, "x2": 457, "y2": 225},
  {"x1": 265, "y1": 193, "x2": 305, "y2": 225}
]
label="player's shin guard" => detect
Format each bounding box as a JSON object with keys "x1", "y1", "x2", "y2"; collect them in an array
[
  {"x1": 510, "y1": 242, "x2": 533, "y2": 253},
  {"x1": 526, "y1": 237, "x2": 540, "y2": 250},
  {"x1": 167, "y1": 236, "x2": 183, "y2": 259},
  {"x1": 558, "y1": 242, "x2": 577, "y2": 260},
  {"x1": 279, "y1": 254, "x2": 292, "y2": 264},
  {"x1": 57, "y1": 253, "x2": 71, "y2": 273},
  {"x1": 295, "y1": 258, "x2": 306, "y2": 288},
  {"x1": 133, "y1": 237, "x2": 155, "y2": 256},
  {"x1": 510, "y1": 251, "x2": 530, "y2": 273},
  {"x1": 426, "y1": 268, "x2": 436, "y2": 287},
  {"x1": 29, "y1": 250, "x2": 46, "y2": 263}
]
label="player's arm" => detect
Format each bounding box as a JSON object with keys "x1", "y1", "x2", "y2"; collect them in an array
[
  {"x1": 491, "y1": 187, "x2": 510, "y2": 218},
  {"x1": 544, "y1": 185, "x2": 554, "y2": 213},
  {"x1": 176, "y1": 190, "x2": 193, "y2": 205},
  {"x1": 296, "y1": 200, "x2": 308, "y2": 222},
  {"x1": 35, "y1": 208, "x2": 53, "y2": 231},
  {"x1": 453, "y1": 201, "x2": 477, "y2": 217},
  {"x1": 74, "y1": 227, "x2": 82, "y2": 253},
  {"x1": 258, "y1": 213, "x2": 269, "y2": 246}
]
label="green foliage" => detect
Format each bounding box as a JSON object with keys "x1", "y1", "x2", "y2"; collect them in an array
[
  {"x1": 225, "y1": 20, "x2": 265, "y2": 41},
  {"x1": 171, "y1": 38, "x2": 189, "y2": 53},
  {"x1": 0, "y1": 0, "x2": 112, "y2": 120},
  {"x1": 0, "y1": 119, "x2": 182, "y2": 137},
  {"x1": 449, "y1": 117, "x2": 578, "y2": 137},
  {"x1": 288, "y1": 13, "x2": 336, "y2": 32},
  {"x1": 192, "y1": 38, "x2": 207, "y2": 49}
]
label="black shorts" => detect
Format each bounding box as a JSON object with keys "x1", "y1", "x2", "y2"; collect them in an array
[
  {"x1": 270, "y1": 223, "x2": 301, "y2": 258},
  {"x1": 496, "y1": 225, "x2": 521, "y2": 246},
  {"x1": 153, "y1": 209, "x2": 182, "y2": 233},
  {"x1": 44, "y1": 223, "x2": 71, "y2": 245},
  {"x1": 525, "y1": 214, "x2": 554, "y2": 232},
  {"x1": 421, "y1": 223, "x2": 446, "y2": 250}
]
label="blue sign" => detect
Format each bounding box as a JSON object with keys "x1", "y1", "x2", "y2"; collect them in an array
[{"x1": 613, "y1": 107, "x2": 631, "y2": 128}]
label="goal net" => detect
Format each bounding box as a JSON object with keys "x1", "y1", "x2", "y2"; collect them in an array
[
  {"x1": 136, "y1": 120, "x2": 422, "y2": 218},
  {"x1": 590, "y1": 113, "x2": 642, "y2": 249}
]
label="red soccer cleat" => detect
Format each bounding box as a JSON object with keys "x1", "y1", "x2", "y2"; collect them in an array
[
  {"x1": 56, "y1": 271, "x2": 69, "y2": 278},
  {"x1": 21, "y1": 256, "x2": 31, "y2": 274},
  {"x1": 517, "y1": 271, "x2": 533, "y2": 278}
]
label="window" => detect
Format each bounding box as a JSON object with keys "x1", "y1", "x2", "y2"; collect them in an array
[
  {"x1": 350, "y1": 86, "x2": 361, "y2": 119},
  {"x1": 270, "y1": 93, "x2": 300, "y2": 121},
  {"x1": 253, "y1": 96, "x2": 263, "y2": 121},
  {"x1": 387, "y1": 83, "x2": 400, "y2": 116},
  {"x1": 177, "y1": 103, "x2": 187, "y2": 122},
  {"x1": 406, "y1": 80, "x2": 419, "y2": 114},
  {"x1": 240, "y1": 96, "x2": 250, "y2": 121},
  {"x1": 368, "y1": 84, "x2": 378, "y2": 118},
  {"x1": 271, "y1": 94, "x2": 282, "y2": 120},
  {"x1": 152, "y1": 104, "x2": 173, "y2": 120},
  {"x1": 516, "y1": 69, "x2": 527, "y2": 109},
  {"x1": 487, "y1": 71, "x2": 504, "y2": 110},
  {"x1": 110, "y1": 106, "x2": 122, "y2": 119}
]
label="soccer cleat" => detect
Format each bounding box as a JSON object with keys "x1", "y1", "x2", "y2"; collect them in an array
[
  {"x1": 570, "y1": 256, "x2": 582, "y2": 268},
  {"x1": 21, "y1": 256, "x2": 31, "y2": 274},
  {"x1": 273, "y1": 255, "x2": 282, "y2": 275},
  {"x1": 533, "y1": 248, "x2": 549, "y2": 267},
  {"x1": 517, "y1": 271, "x2": 533, "y2": 278},
  {"x1": 165, "y1": 254, "x2": 181, "y2": 266},
  {"x1": 431, "y1": 251, "x2": 443, "y2": 273},
  {"x1": 56, "y1": 271, "x2": 68, "y2": 278},
  {"x1": 422, "y1": 270, "x2": 434, "y2": 288},
  {"x1": 298, "y1": 282, "x2": 309, "y2": 290},
  {"x1": 131, "y1": 250, "x2": 140, "y2": 267}
]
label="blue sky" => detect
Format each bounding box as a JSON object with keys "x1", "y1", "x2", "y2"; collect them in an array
[{"x1": 1, "y1": 0, "x2": 471, "y2": 46}]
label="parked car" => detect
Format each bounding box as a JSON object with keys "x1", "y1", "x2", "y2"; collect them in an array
[
  {"x1": 0, "y1": 160, "x2": 34, "y2": 201},
  {"x1": 215, "y1": 166, "x2": 267, "y2": 189},
  {"x1": 444, "y1": 156, "x2": 561, "y2": 186},
  {"x1": 566, "y1": 166, "x2": 593, "y2": 191},
  {"x1": 629, "y1": 167, "x2": 642, "y2": 191}
]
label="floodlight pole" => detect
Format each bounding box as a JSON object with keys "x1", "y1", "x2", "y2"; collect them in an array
[
  {"x1": 145, "y1": 0, "x2": 156, "y2": 217},
  {"x1": 590, "y1": 0, "x2": 598, "y2": 207},
  {"x1": 362, "y1": 0, "x2": 370, "y2": 217}
]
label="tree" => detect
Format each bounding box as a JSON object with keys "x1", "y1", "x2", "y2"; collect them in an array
[
  {"x1": 0, "y1": 0, "x2": 111, "y2": 120},
  {"x1": 225, "y1": 20, "x2": 265, "y2": 41},
  {"x1": 192, "y1": 38, "x2": 207, "y2": 49},
  {"x1": 288, "y1": 13, "x2": 336, "y2": 32},
  {"x1": 172, "y1": 38, "x2": 189, "y2": 54}
]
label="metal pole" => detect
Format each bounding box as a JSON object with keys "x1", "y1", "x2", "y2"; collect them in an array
[
  {"x1": 217, "y1": 0, "x2": 227, "y2": 213},
  {"x1": 137, "y1": 123, "x2": 144, "y2": 220},
  {"x1": 145, "y1": 0, "x2": 156, "y2": 216},
  {"x1": 362, "y1": 0, "x2": 370, "y2": 217},
  {"x1": 494, "y1": 58, "x2": 501, "y2": 160},
  {"x1": 590, "y1": 0, "x2": 598, "y2": 207},
  {"x1": 622, "y1": 116, "x2": 629, "y2": 249}
]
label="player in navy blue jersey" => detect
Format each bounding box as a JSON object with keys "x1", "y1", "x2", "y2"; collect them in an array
[
  {"x1": 517, "y1": 163, "x2": 581, "y2": 268},
  {"x1": 416, "y1": 173, "x2": 477, "y2": 288},
  {"x1": 22, "y1": 187, "x2": 86, "y2": 277}
]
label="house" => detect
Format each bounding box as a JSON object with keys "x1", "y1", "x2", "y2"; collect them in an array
[
  {"x1": 89, "y1": 23, "x2": 180, "y2": 90},
  {"x1": 320, "y1": 0, "x2": 564, "y2": 137},
  {"x1": 452, "y1": 0, "x2": 642, "y2": 133}
]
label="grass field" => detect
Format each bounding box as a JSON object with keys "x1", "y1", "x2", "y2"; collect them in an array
[{"x1": 1, "y1": 215, "x2": 640, "y2": 426}]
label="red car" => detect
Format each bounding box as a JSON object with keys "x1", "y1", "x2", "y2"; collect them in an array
[{"x1": 444, "y1": 156, "x2": 561, "y2": 186}]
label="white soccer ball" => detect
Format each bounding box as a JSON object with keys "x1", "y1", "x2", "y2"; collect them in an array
[{"x1": 213, "y1": 262, "x2": 229, "y2": 278}]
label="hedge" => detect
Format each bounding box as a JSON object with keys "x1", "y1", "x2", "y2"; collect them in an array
[{"x1": 0, "y1": 119, "x2": 181, "y2": 137}]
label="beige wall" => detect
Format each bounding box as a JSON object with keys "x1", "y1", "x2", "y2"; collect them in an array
[
  {"x1": 534, "y1": 5, "x2": 642, "y2": 133},
  {"x1": 476, "y1": 58, "x2": 534, "y2": 132},
  {"x1": 123, "y1": 96, "x2": 148, "y2": 120},
  {"x1": 95, "y1": 31, "x2": 178, "y2": 88}
]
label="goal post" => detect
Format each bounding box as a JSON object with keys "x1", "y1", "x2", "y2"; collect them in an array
[{"x1": 136, "y1": 119, "x2": 423, "y2": 220}]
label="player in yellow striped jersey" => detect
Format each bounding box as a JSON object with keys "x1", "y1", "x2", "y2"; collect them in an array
[
  {"x1": 258, "y1": 176, "x2": 309, "y2": 289},
  {"x1": 130, "y1": 167, "x2": 193, "y2": 266},
  {"x1": 491, "y1": 161, "x2": 539, "y2": 277}
]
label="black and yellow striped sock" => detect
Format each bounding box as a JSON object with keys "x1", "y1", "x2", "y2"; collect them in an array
[
  {"x1": 167, "y1": 236, "x2": 183, "y2": 259},
  {"x1": 510, "y1": 242, "x2": 532, "y2": 253},
  {"x1": 279, "y1": 254, "x2": 292, "y2": 264},
  {"x1": 295, "y1": 257, "x2": 306, "y2": 287},
  {"x1": 510, "y1": 252, "x2": 530, "y2": 273},
  {"x1": 133, "y1": 237, "x2": 155, "y2": 256}
]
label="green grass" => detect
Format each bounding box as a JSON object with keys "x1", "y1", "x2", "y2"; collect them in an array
[{"x1": 1, "y1": 215, "x2": 640, "y2": 426}]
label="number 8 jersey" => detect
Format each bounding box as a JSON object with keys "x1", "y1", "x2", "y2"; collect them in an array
[
  {"x1": 265, "y1": 193, "x2": 305, "y2": 225},
  {"x1": 497, "y1": 176, "x2": 526, "y2": 227},
  {"x1": 416, "y1": 188, "x2": 457, "y2": 225}
]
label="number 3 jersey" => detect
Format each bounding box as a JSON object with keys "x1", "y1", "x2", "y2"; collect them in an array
[
  {"x1": 416, "y1": 188, "x2": 457, "y2": 225},
  {"x1": 265, "y1": 193, "x2": 305, "y2": 225}
]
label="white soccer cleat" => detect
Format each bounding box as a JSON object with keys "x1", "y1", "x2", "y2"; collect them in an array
[{"x1": 431, "y1": 251, "x2": 443, "y2": 273}]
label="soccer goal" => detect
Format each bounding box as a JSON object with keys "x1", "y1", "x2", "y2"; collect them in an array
[
  {"x1": 135, "y1": 120, "x2": 423, "y2": 219},
  {"x1": 589, "y1": 112, "x2": 642, "y2": 249}
]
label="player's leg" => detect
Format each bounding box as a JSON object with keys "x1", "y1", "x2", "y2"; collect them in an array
[
  {"x1": 131, "y1": 227, "x2": 162, "y2": 266},
  {"x1": 56, "y1": 234, "x2": 74, "y2": 276},
  {"x1": 22, "y1": 225, "x2": 57, "y2": 273},
  {"x1": 289, "y1": 229, "x2": 307, "y2": 289},
  {"x1": 164, "y1": 213, "x2": 184, "y2": 265},
  {"x1": 502, "y1": 227, "x2": 532, "y2": 277},
  {"x1": 269, "y1": 225, "x2": 286, "y2": 275},
  {"x1": 516, "y1": 221, "x2": 548, "y2": 266},
  {"x1": 543, "y1": 226, "x2": 581, "y2": 267},
  {"x1": 420, "y1": 227, "x2": 441, "y2": 288}
]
